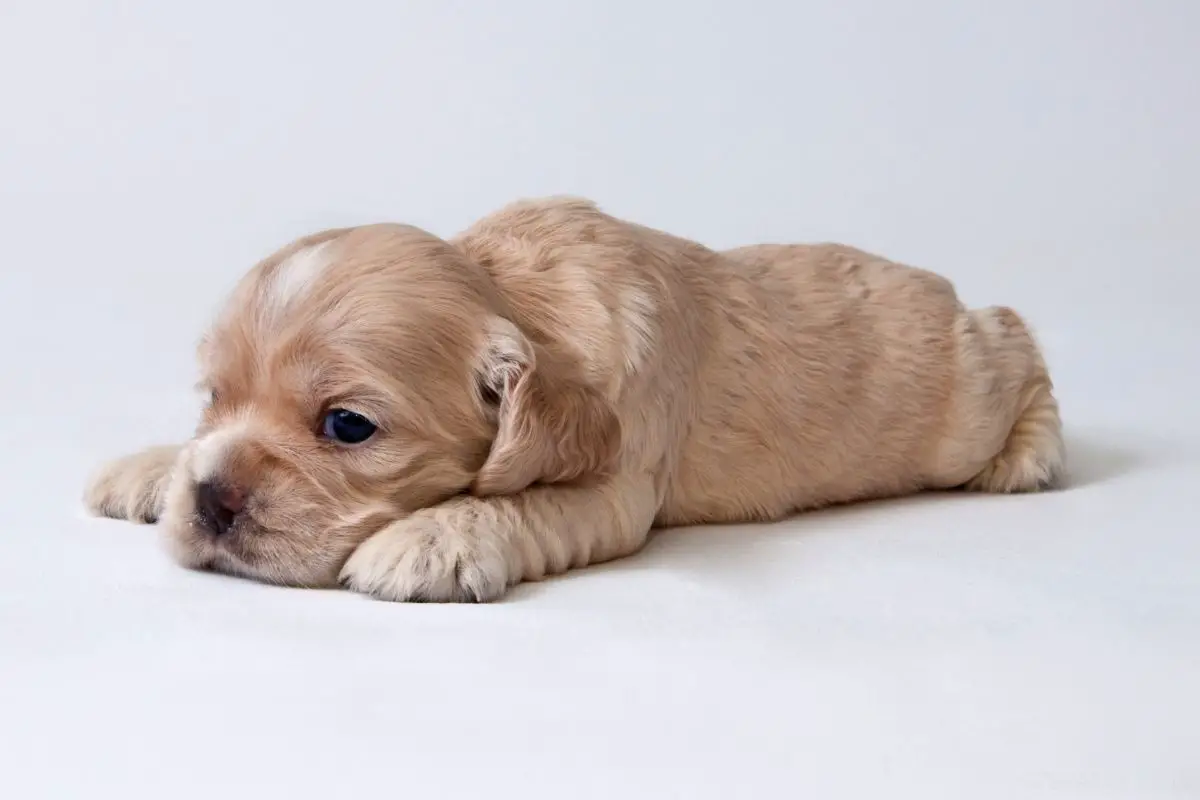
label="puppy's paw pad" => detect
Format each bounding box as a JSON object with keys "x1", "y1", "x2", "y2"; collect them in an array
[
  {"x1": 83, "y1": 446, "x2": 179, "y2": 524},
  {"x1": 339, "y1": 514, "x2": 510, "y2": 603}
]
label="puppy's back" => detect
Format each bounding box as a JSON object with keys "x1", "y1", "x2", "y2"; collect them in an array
[{"x1": 656, "y1": 242, "x2": 969, "y2": 524}]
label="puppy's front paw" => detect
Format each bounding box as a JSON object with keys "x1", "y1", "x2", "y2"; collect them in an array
[
  {"x1": 339, "y1": 504, "x2": 514, "y2": 603},
  {"x1": 83, "y1": 445, "x2": 182, "y2": 524}
]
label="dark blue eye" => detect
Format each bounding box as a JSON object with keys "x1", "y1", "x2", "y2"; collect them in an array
[{"x1": 322, "y1": 409, "x2": 377, "y2": 444}]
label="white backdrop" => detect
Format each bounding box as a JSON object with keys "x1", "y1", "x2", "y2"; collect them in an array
[{"x1": 1, "y1": 2, "x2": 1197, "y2": 798}]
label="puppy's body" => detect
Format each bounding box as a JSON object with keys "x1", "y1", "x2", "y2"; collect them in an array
[
  {"x1": 85, "y1": 197, "x2": 1064, "y2": 601},
  {"x1": 457, "y1": 201, "x2": 1060, "y2": 520}
]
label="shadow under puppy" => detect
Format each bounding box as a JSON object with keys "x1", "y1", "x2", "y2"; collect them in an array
[{"x1": 85, "y1": 197, "x2": 1065, "y2": 602}]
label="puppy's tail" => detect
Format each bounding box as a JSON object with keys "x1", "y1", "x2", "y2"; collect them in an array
[{"x1": 962, "y1": 308, "x2": 1066, "y2": 493}]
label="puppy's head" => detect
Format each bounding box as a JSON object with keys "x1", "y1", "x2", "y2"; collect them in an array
[{"x1": 158, "y1": 224, "x2": 619, "y2": 587}]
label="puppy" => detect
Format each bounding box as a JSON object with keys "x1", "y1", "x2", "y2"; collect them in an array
[{"x1": 84, "y1": 197, "x2": 1065, "y2": 602}]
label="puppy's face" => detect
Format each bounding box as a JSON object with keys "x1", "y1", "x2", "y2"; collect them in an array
[{"x1": 158, "y1": 225, "x2": 502, "y2": 587}]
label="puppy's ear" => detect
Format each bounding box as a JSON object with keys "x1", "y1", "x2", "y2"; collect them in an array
[{"x1": 471, "y1": 317, "x2": 621, "y2": 496}]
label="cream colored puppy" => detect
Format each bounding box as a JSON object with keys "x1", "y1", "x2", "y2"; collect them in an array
[{"x1": 84, "y1": 197, "x2": 1065, "y2": 602}]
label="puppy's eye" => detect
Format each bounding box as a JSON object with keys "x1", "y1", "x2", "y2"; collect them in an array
[{"x1": 322, "y1": 409, "x2": 378, "y2": 445}]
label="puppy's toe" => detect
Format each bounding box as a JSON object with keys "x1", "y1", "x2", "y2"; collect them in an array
[
  {"x1": 83, "y1": 445, "x2": 181, "y2": 524},
  {"x1": 339, "y1": 511, "x2": 511, "y2": 603}
]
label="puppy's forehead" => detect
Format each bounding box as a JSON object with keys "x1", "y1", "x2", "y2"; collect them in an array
[
  {"x1": 262, "y1": 237, "x2": 338, "y2": 314},
  {"x1": 209, "y1": 223, "x2": 485, "y2": 335},
  {"x1": 200, "y1": 223, "x2": 492, "y2": 388},
  {"x1": 253, "y1": 224, "x2": 447, "y2": 316}
]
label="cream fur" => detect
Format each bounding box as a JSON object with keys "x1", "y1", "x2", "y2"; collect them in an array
[
  {"x1": 263, "y1": 239, "x2": 337, "y2": 318},
  {"x1": 83, "y1": 197, "x2": 1066, "y2": 601}
]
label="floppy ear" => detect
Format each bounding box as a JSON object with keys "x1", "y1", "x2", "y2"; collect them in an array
[{"x1": 470, "y1": 317, "x2": 621, "y2": 496}]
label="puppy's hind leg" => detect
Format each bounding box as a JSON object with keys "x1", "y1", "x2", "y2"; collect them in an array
[
  {"x1": 965, "y1": 372, "x2": 1065, "y2": 493},
  {"x1": 962, "y1": 307, "x2": 1066, "y2": 493}
]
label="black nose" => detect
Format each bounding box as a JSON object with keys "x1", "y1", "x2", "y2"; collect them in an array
[{"x1": 196, "y1": 481, "x2": 245, "y2": 536}]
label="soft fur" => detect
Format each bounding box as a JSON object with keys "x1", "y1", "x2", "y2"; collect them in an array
[{"x1": 84, "y1": 197, "x2": 1066, "y2": 602}]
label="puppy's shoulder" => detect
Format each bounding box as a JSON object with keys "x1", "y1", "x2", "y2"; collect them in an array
[
  {"x1": 450, "y1": 195, "x2": 664, "y2": 323},
  {"x1": 454, "y1": 195, "x2": 606, "y2": 248},
  {"x1": 451, "y1": 197, "x2": 686, "y2": 391}
]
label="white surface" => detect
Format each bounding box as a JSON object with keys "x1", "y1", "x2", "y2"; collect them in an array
[{"x1": 1, "y1": 2, "x2": 1197, "y2": 798}]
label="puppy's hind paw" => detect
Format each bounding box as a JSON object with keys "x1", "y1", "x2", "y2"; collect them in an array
[
  {"x1": 83, "y1": 444, "x2": 182, "y2": 524},
  {"x1": 966, "y1": 378, "x2": 1065, "y2": 493}
]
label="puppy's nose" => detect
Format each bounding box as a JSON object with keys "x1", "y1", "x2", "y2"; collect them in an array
[{"x1": 196, "y1": 481, "x2": 246, "y2": 536}]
